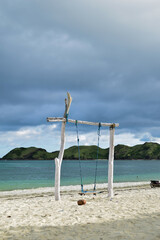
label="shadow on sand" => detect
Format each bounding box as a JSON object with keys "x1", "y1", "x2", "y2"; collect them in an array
[{"x1": 0, "y1": 213, "x2": 160, "y2": 240}]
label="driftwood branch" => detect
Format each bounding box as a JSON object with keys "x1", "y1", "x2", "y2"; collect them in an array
[
  {"x1": 47, "y1": 117, "x2": 119, "y2": 128},
  {"x1": 64, "y1": 92, "x2": 72, "y2": 118},
  {"x1": 66, "y1": 92, "x2": 72, "y2": 114},
  {"x1": 54, "y1": 92, "x2": 72, "y2": 201}
]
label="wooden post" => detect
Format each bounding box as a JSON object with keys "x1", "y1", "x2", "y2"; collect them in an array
[
  {"x1": 108, "y1": 124, "x2": 115, "y2": 199},
  {"x1": 54, "y1": 93, "x2": 72, "y2": 201}
]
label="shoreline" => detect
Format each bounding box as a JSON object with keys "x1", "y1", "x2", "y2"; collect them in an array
[{"x1": 0, "y1": 181, "x2": 150, "y2": 197}]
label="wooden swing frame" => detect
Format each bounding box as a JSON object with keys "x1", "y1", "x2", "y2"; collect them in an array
[{"x1": 47, "y1": 92, "x2": 119, "y2": 201}]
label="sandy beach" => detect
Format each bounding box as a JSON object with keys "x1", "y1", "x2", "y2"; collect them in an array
[{"x1": 0, "y1": 183, "x2": 160, "y2": 240}]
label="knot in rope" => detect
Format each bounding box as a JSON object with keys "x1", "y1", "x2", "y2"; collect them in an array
[{"x1": 66, "y1": 113, "x2": 69, "y2": 122}]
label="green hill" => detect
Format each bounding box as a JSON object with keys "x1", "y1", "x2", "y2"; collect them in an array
[
  {"x1": 63, "y1": 145, "x2": 108, "y2": 160},
  {"x1": 114, "y1": 142, "x2": 160, "y2": 159},
  {"x1": 2, "y1": 147, "x2": 58, "y2": 160},
  {"x1": 1, "y1": 142, "x2": 160, "y2": 160}
]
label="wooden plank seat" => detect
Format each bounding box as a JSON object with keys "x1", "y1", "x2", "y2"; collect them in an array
[
  {"x1": 79, "y1": 192, "x2": 97, "y2": 196},
  {"x1": 78, "y1": 190, "x2": 106, "y2": 196}
]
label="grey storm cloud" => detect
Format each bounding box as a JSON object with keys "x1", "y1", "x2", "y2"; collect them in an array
[{"x1": 1, "y1": 0, "x2": 160, "y2": 137}]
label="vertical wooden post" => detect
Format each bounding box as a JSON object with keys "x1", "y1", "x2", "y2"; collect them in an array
[
  {"x1": 54, "y1": 93, "x2": 72, "y2": 201},
  {"x1": 54, "y1": 120, "x2": 66, "y2": 201},
  {"x1": 108, "y1": 124, "x2": 115, "y2": 198}
]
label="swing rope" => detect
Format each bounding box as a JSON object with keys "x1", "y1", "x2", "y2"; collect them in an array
[
  {"x1": 75, "y1": 121, "x2": 101, "y2": 193},
  {"x1": 75, "y1": 120, "x2": 83, "y2": 192},
  {"x1": 93, "y1": 122, "x2": 101, "y2": 191}
]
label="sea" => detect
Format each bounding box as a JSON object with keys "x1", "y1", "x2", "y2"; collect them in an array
[{"x1": 0, "y1": 160, "x2": 159, "y2": 191}]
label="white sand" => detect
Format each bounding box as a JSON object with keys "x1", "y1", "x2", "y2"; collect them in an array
[{"x1": 0, "y1": 182, "x2": 160, "y2": 240}]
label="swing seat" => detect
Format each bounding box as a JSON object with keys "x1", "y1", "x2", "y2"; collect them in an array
[
  {"x1": 79, "y1": 191, "x2": 97, "y2": 196},
  {"x1": 78, "y1": 190, "x2": 106, "y2": 195},
  {"x1": 76, "y1": 122, "x2": 102, "y2": 196}
]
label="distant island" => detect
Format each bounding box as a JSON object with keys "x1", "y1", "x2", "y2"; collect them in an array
[{"x1": 1, "y1": 142, "x2": 160, "y2": 160}]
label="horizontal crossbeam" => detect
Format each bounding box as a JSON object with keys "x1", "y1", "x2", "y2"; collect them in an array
[{"x1": 47, "y1": 117, "x2": 119, "y2": 128}]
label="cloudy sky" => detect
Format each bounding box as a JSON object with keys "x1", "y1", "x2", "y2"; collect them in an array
[{"x1": 1, "y1": 0, "x2": 160, "y2": 157}]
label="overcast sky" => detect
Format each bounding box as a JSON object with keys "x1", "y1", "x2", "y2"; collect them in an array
[{"x1": 1, "y1": 0, "x2": 160, "y2": 157}]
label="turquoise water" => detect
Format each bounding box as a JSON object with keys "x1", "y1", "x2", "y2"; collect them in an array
[{"x1": 0, "y1": 160, "x2": 159, "y2": 191}]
